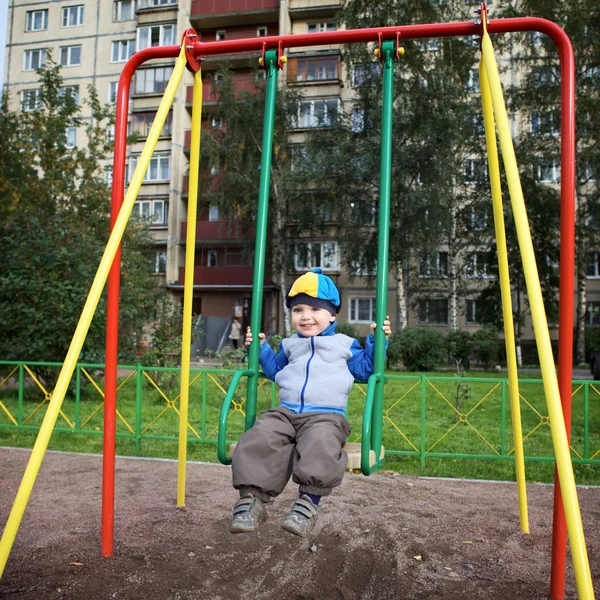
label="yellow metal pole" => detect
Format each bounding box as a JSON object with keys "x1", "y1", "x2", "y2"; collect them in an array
[
  {"x1": 0, "y1": 45, "x2": 188, "y2": 580},
  {"x1": 479, "y1": 57, "x2": 529, "y2": 534},
  {"x1": 481, "y1": 26, "x2": 594, "y2": 599},
  {"x1": 177, "y1": 67, "x2": 202, "y2": 507}
]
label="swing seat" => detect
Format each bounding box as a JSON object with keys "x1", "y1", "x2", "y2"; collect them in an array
[{"x1": 228, "y1": 442, "x2": 384, "y2": 472}]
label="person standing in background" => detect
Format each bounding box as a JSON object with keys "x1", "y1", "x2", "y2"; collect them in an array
[{"x1": 229, "y1": 317, "x2": 242, "y2": 350}]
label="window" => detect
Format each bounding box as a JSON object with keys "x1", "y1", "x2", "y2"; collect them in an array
[
  {"x1": 533, "y1": 66, "x2": 556, "y2": 86},
  {"x1": 351, "y1": 107, "x2": 364, "y2": 133},
  {"x1": 208, "y1": 205, "x2": 219, "y2": 221},
  {"x1": 26, "y1": 9, "x2": 48, "y2": 31},
  {"x1": 59, "y1": 45, "x2": 82, "y2": 67},
  {"x1": 295, "y1": 99, "x2": 340, "y2": 128},
  {"x1": 531, "y1": 111, "x2": 559, "y2": 135},
  {"x1": 135, "y1": 66, "x2": 173, "y2": 94},
  {"x1": 418, "y1": 299, "x2": 448, "y2": 325},
  {"x1": 538, "y1": 160, "x2": 560, "y2": 183},
  {"x1": 65, "y1": 127, "x2": 77, "y2": 148},
  {"x1": 207, "y1": 250, "x2": 217, "y2": 267},
  {"x1": 132, "y1": 198, "x2": 168, "y2": 225},
  {"x1": 112, "y1": 39, "x2": 136, "y2": 62},
  {"x1": 211, "y1": 116, "x2": 223, "y2": 129},
  {"x1": 105, "y1": 167, "x2": 113, "y2": 185},
  {"x1": 23, "y1": 49, "x2": 46, "y2": 71},
  {"x1": 419, "y1": 252, "x2": 448, "y2": 278},
  {"x1": 296, "y1": 57, "x2": 338, "y2": 82},
  {"x1": 466, "y1": 252, "x2": 495, "y2": 279},
  {"x1": 351, "y1": 63, "x2": 381, "y2": 87},
  {"x1": 464, "y1": 158, "x2": 487, "y2": 183},
  {"x1": 21, "y1": 89, "x2": 42, "y2": 112},
  {"x1": 290, "y1": 146, "x2": 307, "y2": 172},
  {"x1": 216, "y1": 30, "x2": 226, "y2": 41},
  {"x1": 464, "y1": 204, "x2": 489, "y2": 231},
  {"x1": 349, "y1": 201, "x2": 376, "y2": 226},
  {"x1": 114, "y1": 0, "x2": 136, "y2": 21},
  {"x1": 467, "y1": 70, "x2": 480, "y2": 92},
  {"x1": 214, "y1": 73, "x2": 224, "y2": 83},
  {"x1": 129, "y1": 154, "x2": 170, "y2": 182},
  {"x1": 586, "y1": 253, "x2": 600, "y2": 278},
  {"x1": 138, "y1": 0, "x2": 177, "y2": 7},
  {"x1": 62, "y1": 5, "x2": 84, "y2": 27},
  {"x1": 150, "y1": 251, "x2": 167, "y2": 274},
  {"x1": 307, "y1": 22, "x2": 336, "y2": 33},
  {"x1": 587, "y1": 301, "x2": 600, "y2": 326},
  {"x1": 294, "y1": 241, "x2": 338, "y2": 271},
  {"x1": 349, "y1": 298, "x2": 376, "y2": 324},
  {"x1": 132, "y1": 111, "x2": 172, "y2": 137},
  {"x1": 257, "y1": 26, "x2": 268, "y2": 37},
  {"x1": 465, "y1": 299, "x2": 479, "y2": 324},
  {"x1": 59, "y1": 85, "x2": 80, "y2": 105},
  {"x1": 137, "y1": 24, "x2": 176, "y2": 50}
]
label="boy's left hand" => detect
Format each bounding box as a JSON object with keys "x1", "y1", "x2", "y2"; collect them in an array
[{"x1": 370, "y1": 316, "x2": 392, "y2": 339}]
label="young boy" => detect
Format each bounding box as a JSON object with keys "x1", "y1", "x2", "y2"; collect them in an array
[{"x1": 230, "y1": 268, "x2": 391, "y2": 537}]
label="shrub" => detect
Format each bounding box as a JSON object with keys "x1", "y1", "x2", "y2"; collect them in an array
[
  {"x1": 335, "y1": 322, "x2": 359, "y2": 339},
  {"x1": 584, "y1": 326, "x2": 600, "y2": 363},
  {"x1": 446, "y1": 330, "x2": 472, "y2": 366},
  {"x1": 387, "y1": 327, "x2": 446, "y2": 371},
  {"x1": 268, "y1": 334, "x2": 283, "y2": 352},
  {"x1": 472, "y1": 326, "x2": 500, "y2": 368}
]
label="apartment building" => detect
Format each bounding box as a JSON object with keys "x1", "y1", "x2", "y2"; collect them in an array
[{"x1": 4, "y1": 1, "x2": 591, "y2": 356}]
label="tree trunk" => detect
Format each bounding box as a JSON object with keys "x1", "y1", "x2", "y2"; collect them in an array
[
  {"x1": 576, "y1": 270, "x2": 587, "y2": 365},
  {"x1": 448, "y1": 203, "x2": 458, "y2": 332},
  {"x1": 271, "y1": 180, "x2": 290, "y2": 335},
  {"x1": 395, "y1": 261, "x2": 408, "y2": 330}
]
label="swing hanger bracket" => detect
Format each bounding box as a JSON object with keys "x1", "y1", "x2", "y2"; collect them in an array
[
  {"x1": 476, "y1": 2, "x2": 490, "y2": 51},
  {"x1": 258, "y1": 40, "x2": 287, "y2": 71},
  {"x1": 182, "y1": 28, "x2": 203, "y2": 73},
  {"x1": 373, "y1": 32, "x2": 404, "y2": 62}
]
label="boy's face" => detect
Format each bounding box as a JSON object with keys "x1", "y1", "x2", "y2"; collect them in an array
[{"x1": 290, "y1": 304, "x2": 335, "y2": 337}]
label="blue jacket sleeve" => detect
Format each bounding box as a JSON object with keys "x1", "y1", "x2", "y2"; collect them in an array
[
  {"x1": 347, "y1": 334, "x2": 388, "y2": 383},
  {"x1": 259, "y1": 341, "x2": 289, "y2": 381}
]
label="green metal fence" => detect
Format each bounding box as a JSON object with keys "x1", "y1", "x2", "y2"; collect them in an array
[{"x1": 1, "y1": 361, "x2": 599, "y2": 470}]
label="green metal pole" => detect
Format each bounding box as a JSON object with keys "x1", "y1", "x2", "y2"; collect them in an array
[
  {"x1": 500, "y1": 379, "x2": 506, "y2": 456},
  {"x1": 371, "y1": 40, "x2": 394, "y2": 456},
  {"x1": 135, "y1": 364, "x2": 143, "y2": 455},
  {"x1": 245, "y1": 50, "x2": 279, "y2": 431}
]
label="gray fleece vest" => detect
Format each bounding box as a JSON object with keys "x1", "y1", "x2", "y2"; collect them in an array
[{"x1": 275, "y1": 333, "x2": 355, "y2": 413}]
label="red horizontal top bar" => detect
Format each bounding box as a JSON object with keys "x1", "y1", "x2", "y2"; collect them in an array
[{"x1": 137, "y1": 17, "x2": 569, "y2": 62}]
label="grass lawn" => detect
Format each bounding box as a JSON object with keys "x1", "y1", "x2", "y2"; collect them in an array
[{"x1": 1, "y1": 365, "x2": 599, "y2": 485}]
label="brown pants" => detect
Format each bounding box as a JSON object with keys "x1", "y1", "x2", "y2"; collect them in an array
[{"x1": 231, "y1": 406, "x2": 351, "y2": 503}]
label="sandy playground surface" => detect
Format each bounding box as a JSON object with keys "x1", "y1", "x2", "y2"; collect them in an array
[{"x1": 0, "y1": 447, "x2": 599, "y2": 600}]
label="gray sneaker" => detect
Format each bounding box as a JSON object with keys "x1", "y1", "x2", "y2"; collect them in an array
[
  {"x1": 280, "y1": 496, "x2": 318, "y2": 537},
  {"x1": 230, "y1": 494, "x2": 267, "y2": 534}
]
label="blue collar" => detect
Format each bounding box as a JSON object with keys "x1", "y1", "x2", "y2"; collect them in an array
[{"x1": 295, "y1": 320, "x2": 337, "y2": 338}]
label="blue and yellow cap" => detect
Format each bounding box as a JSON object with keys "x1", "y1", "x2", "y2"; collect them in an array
[{"x1": 286, "y1": 268, "x2": 341, "y2": 315}]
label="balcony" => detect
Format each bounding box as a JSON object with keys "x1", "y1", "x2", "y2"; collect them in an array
[
  {"x1": 181, "y1": 219, "x2": 252, "y2": 240},
  {"x1": 178, "y1": 266, "x2": 257, "y2": 286},
  {"x1": 185, "y1": 74, "x2": 262, "y2": 108},
  {"x1": 190, "y1": 0, "x2": 279, "y2": 28}
]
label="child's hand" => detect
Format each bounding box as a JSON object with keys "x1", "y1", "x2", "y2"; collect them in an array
[
  {"x1": 245, "y1": 327, "x2": 266, "y2": 347},
  {"x1": 370, "y1": 316, "x2": 392, "y2": 339}
]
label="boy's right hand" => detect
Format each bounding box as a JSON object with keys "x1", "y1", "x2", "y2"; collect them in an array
[{"x1": 245, "y1": 327, "x2": 266, "y2": 347}]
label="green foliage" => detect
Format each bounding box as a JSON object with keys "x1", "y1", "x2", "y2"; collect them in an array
[
  {"x1": 446, "y1": 329, "x2": 472, "y2": 365},
  {"x1": 0, "y1": 58, "x2": 160, "y2": 370},
  {"x1": 584, "y1": 327, "x2": 600, "y2": 364},
  {"x1": 140, "y1": 297, "x2": 184, "y2": 368},
  {"x1": 387, "y1": 327, "x2": 446, "y2": 371},
  {"x1": 472, "y1": 326, "x2": 500, "y2": 368},
  {"x1": 335, "y1": 322, "x2": 359, "y2": 339},
  {"x1": 268, "y1": 334, "x2": 283, "y2": 352}
]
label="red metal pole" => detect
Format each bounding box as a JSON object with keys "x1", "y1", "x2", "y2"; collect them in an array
[{"x1": 101, "y1": 47, "x2": 180, "y2": 557}]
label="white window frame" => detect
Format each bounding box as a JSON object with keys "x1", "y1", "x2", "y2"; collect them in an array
[
  {"x1": 138, "y1": 0, "x2": 177, "y2": 7},
  {"x1": 59, "y1": 45, "x2": 82, "y2": 67},
  {"x1": 114, "y1": 0, "x2": 136, "y2": 21},
  {"x1": 21, "y1": 89, "x2": 42, "y2": 112},
  {"x1": 111, "y1": 39, "x2": 136, "y2": 63},
  {"x1": 23, "y1": 49, "x2": 46, "y2": 71},
  {"x1": 295, "y1": 99, "x2": 340, "y2": 129},
  {"x1": 135, "y1": 66, "x2": 173, "y2": 94},
  {"x1": 419, "y1": 252, "x2": 448, "y2": 278},
  {"x1": 586, "y1": 253, "x2": 600, "y2": 279},
  {"x1": 61, "y1": 5, "x2": 84, "y2": 28},
  {"x1": 132, "y1": 198, "x2": 168, "y2": 225},
  {"x1": 137, "y1": 24, "x2": 176, "y2": 51},
  {"x1": 257, "y1": 26, "x2": 268, "y2": 37},
  {"x1": 65, "y1": 127, "x2": 77, "y2": 148},
  {"x1": 466, "y1": 252, "x2": 494, "y2": 279},
  {"x1": 349, "y1": 298, "x2": 376, "y2": 324},
  {"x1": 465, "y1": 299, "x2": 478, "y2": 324},
  {"x1": 129, "y1": 154, "x2": 171, "y2": 182},
  {"x1": 587, "y1": 301, "x2": 600, "y2": 326},
  {"x1": 464, "y1": 158, "x2": 487, "y2": 184},
  {"x1": 531, "y1": 111, "x2": 560, "y2": 135},
  {"x1": 538, "y1": 160, "x2": 561, "y2": 183},
  {"x1": 294, "y1": 241, "x2": 338, "y2": 271},
  {"x1": 307, "y1": 22, "x2": 336, "y2": 33},
  {"x1": 153, "y1": 251, "x2": 167, "y2": 274},
  {"x1": 26, "y1": 9, "x2": 48, "y2": 32},
  {"x1": 216, "y1": 30, "x2": 226, "y2": 41},
  {"x1": 59, "y1": 85, "x2": 80, "y2": 105},
  {"x1": 208, "y1": 205, "x2": 219, "y2": 221}
]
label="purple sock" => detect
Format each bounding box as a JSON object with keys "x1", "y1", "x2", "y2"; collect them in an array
[{"x1": 300, "y1": 492, "x2": 320, "y2": 506}]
